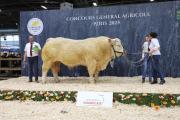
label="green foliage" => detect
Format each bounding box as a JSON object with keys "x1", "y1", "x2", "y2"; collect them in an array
[{"x1": 0, "y1": 90, "x2": 179, "y2": 108}]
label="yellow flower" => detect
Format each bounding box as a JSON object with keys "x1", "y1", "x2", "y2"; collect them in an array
[
  {"x1": 5, "y1": 95, "x2": 13, "y2": 100},
  {"x1": 129, "y1": 94, "x2": 133, "y2": 97},
  {"x1": 26, "y1": 97, "x2": 31, "y2": 100},
  {"x1": 24, "y1": 92, "x2": 29, "y2": 95},
  {"x1": 7, "y1": 92, "x2": 13, "y2": 95},
  {"x1": 56, "y1": 96, "x2": 60, "y2": 99},
  {"x1": 171, "y1": 100, "x2": 176, "y2": 104},
  {"x1": 163, "y1": 93, "x2": 167, "y2": 96},
  {"x1": 65, "y1": 94, "x2": 70, "y2": 98},
  {"x1": 44, "y1": 92, "x2": 50, "y2": 97},
  {"x1": 31, "y1": 96, "x2": 35, "y2": 98},
  {"x1": 162, "y1": 101, "x2": 167, "y2": 105},
  {"x1": 154, "y1": 106, "x2": 160, "y2": 111},
  {"x1": 151, "y1": 103, "x2": 155, "y2": 107}
]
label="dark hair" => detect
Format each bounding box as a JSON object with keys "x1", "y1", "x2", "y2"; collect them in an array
[
  {"x1": 149, "y1": 32, "x2": 158, "y2": 38},
  {"x1": 146, "y1": 34, "x2": 149, "y2": 37},
  {"x1": 29, "y1": 34, "x2": 33, "y2": 36}
]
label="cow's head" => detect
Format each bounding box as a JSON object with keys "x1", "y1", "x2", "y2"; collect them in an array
[{"x1": 109, "y1": 38, "x2": 124, "y2": 58}]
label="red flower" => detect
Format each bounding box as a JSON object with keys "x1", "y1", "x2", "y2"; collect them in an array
[
  {"x1": 137, "y1": 96, "x2": 142, "y2": 101},
  {"x1": 169, "y1": 95, "x2": 174, "y2": 100}
]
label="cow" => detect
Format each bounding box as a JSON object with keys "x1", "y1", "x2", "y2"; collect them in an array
[{"x1": 41, "y1": 36, "x2": 124, "y2": 83}]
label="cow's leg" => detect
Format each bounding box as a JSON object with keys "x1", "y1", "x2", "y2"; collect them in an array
[
  {"x1": 42, "y1": 61, "x2": 52, "y2": 83},
  {"x1": 51, "y1": 62, "x2": 60, "y2": 83},
  {"x1": 94, "y1": 65, "x2": 100, "y2": 82},
  {"x1": 94, "y1": 71, "x2": 99, "y2": 82},
  {"x1": 87, "y1": 60, "x2": 96, "y2": 84}
]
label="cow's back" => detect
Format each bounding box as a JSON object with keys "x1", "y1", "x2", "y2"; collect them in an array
[{"x1": 42, "y1": 36, "x2": 112, "y2": 67}]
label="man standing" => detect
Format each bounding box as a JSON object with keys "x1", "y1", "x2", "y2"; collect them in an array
[
  {"x1": 24, "y1": 35, "x2": 41, "y2": 82},
  {"x1": 148, "y1": 32, "x2": 165, "y2": 85}
]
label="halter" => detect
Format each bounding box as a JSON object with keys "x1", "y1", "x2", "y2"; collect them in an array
[{"x1": 111, "y1": 44, "x2": 124, "y2": 58}]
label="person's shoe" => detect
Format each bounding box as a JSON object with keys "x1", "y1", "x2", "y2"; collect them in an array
[
  {"x1": 142, "y1": 78, "x2": 145, "y2": 83},
  {"x1": 159, "y1": 80, "x2": 165, "y2": 85},
  {"x1": 149, "y1": 79, "x2": 152, "y2": 83},
  {"x1": 29, "y1": 80, "x2": 33, "y2": 82},
  {"x1": 151, "y1": 80, "x2": 158, "y2": 84},
  {"x1": 35, "y1": 80, "x2": 39, "y2": 83}
]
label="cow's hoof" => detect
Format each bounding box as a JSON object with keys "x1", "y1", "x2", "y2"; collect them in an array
[{"x1": 54, "y1": 79, "x2": 60, "y2": 83}]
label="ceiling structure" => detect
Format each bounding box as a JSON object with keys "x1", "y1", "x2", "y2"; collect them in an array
[{"x1": 0, "y1": 0, "x2": 178, "y2": 29}]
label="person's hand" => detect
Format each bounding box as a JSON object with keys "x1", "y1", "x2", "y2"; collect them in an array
[
  {"x1": 23, "y1": 58, "x2": 27, "y2": 63},
  {"x1": 148, "y1": 51, "x2": 152, "y2": 56}
]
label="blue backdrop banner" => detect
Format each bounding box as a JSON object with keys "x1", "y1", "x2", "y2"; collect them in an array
[{"x1": 20, "y1": 1, "x2": 180, "y2": 77}]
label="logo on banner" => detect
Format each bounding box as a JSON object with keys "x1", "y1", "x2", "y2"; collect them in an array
[{"x1": 27, "y1": 18, "x2": 43, "y2": 35}]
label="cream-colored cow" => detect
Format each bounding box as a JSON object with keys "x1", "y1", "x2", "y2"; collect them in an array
[{"x1": 41, "y1": 36, "x2": 124, "y2": 83}]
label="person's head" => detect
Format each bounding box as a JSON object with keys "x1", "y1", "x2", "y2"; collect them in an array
[
  {"x1": 149, "y1": 32, "x2": 158, "y2": 40},
  {"x1": 28, "y1": 35, "x2": 34, "y2": 43},
  {"x1": 145, "y1": 35, "x2": 150, "y2": 42}
]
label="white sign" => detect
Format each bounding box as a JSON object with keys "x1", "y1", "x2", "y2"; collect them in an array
[
  {"x1": 27, "y1": 18, "x2": 43, "y2": 35},
  {"x1": 76, "y1": 91, "x2": 113, "y2": 108}
]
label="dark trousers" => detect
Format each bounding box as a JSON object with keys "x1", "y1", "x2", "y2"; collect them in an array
[
  {"x1": 28, "y1": 56, "x2": 38, "y2": 81},
  {"x1": 151, "y1": 55, "x2": 165, "y2": 81}
]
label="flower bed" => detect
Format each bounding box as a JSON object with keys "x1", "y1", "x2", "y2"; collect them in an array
[
  {"x1": 113, "y1": 93, "x2": 180, "y2": 108},
  {"x1": 0, "y1": 90, "x2": 180, "y2": 108}
]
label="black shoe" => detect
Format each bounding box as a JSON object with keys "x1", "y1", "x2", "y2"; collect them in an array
[
  {"x1": 149, "y1": 79, "x2": 152, "y2": 83},
  {"x1": 29, "y1": 80, "x2": 32, "y2": 82},
  {"x1": 151, "y1": 80, "x2": 158, "y2": 84},
  {"x1": 35, "y1": 80, "x2": 39, "y2": 83},
  {"x1": 142, "y1": 78, "x2": 145, "y2": 83},
  {"x1": 159, "y1": 80, "x2": 165, "y2": 85}
]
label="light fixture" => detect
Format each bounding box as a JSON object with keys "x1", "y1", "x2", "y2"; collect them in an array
[
  {"x1": 92, "y1": 2, "x2": 97, "y2": 6},
  {"x1": 0, "y1": 9, "x2": 2, "y2": 12},
  {"x1": 150, "y1": 0, "x2": 154, "y2": 2},
  {"x1": 41, "y1": 5, "x2": 47, "y2": 10}
]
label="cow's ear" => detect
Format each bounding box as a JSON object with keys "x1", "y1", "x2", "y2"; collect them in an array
[
  {"x1": 108, "y1": 39, "x2": 112, "y2": 43},
  {"x1": 108, "y1": 38, "x2": 116, "y2": 45}
]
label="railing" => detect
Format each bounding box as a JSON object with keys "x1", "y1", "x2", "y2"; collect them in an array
[{"x1": 0, "y1": 57, "x2": 21, "y2": 79}]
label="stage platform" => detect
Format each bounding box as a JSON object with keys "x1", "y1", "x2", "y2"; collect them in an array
[{"x1": 0, "y1": 76, "x2": 179, "y2": 94}]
